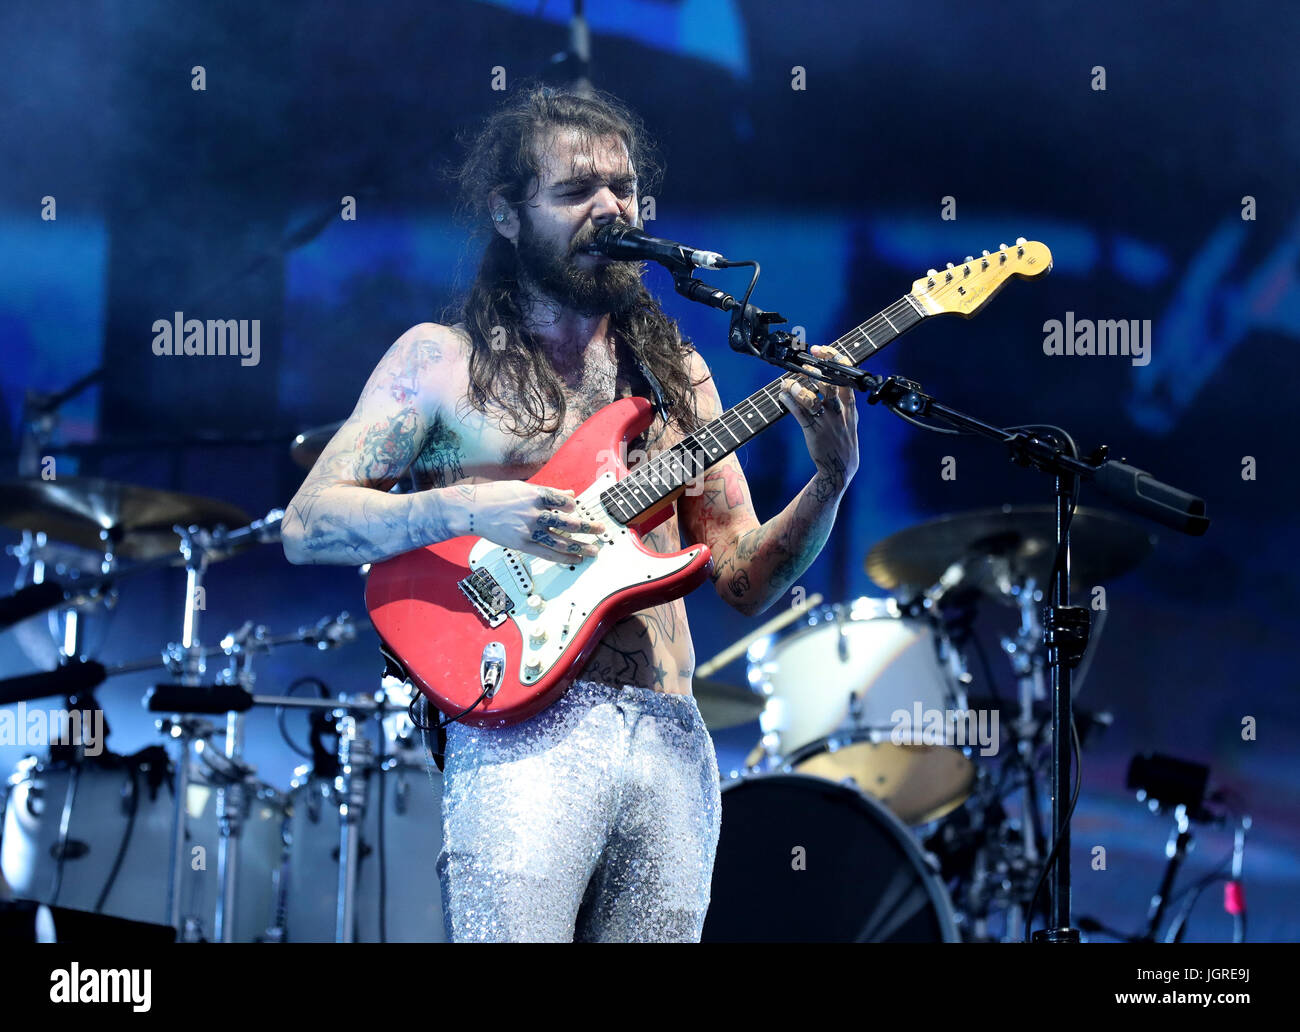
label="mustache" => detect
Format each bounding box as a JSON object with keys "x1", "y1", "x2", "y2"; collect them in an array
[{"x1": 569, "y1": 220, "x2": 633, "y2": 256}]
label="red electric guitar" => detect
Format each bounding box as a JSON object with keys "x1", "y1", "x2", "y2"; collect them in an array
[{"x1": 365, "y1": 240, "x2": 1053, "y2": 726}]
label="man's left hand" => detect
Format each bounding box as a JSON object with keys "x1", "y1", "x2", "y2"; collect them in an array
[{"x1": 778, "y1": 344, "x2": 860, "y2": 497}]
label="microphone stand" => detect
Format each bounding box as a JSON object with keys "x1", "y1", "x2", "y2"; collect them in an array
[{"x1": 673, "y1": 269, "x2": 1211, "y2": 942}]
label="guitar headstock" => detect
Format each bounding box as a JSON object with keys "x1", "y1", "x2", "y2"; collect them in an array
[{"x1": 910, "y1": 239, "x2": 1052, "y2": 318}]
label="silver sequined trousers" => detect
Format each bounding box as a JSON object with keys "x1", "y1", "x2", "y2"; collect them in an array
[{"x1": 422, "y1": 679, "x2": 721, "y2": 942}]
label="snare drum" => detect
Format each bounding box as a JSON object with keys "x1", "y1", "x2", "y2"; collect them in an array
[{"x1": 747, "y1": 596, "x2": 974, "y2": 824}]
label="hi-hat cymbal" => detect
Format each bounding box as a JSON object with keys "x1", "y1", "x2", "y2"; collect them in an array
[
  {"x1": 865, "y1": 504, "x2": 1155, "y2": 595},
  {"x1": 291, "y1": 420, "x2": 344, "y2": 469},
  {"x1": 691, "y1": 676, "x2": 767, "y2": 730},
  {"x1": 0, "y1": 477, "x2": 250, "y2": 561}
]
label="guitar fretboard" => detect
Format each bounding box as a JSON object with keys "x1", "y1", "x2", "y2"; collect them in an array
[{"x1": 600, "y1": 293, "x2": 926, "y2": 523}]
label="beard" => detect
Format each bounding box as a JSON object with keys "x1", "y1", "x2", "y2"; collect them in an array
[{"x1": 515, "y1": 216, "x2": 644, "y2": 319}]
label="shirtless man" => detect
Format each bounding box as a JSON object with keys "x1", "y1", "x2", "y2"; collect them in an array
[{"x1": 282, "y1": 87, "x2": 858, "y2": 942}]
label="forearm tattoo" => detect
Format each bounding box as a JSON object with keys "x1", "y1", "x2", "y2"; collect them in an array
[{"x1": 694, "y1": 461, "x2": 842, "y2": 617}]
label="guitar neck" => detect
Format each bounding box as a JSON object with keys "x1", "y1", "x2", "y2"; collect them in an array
[{"x1": 601, "y1": 293, "x2": 927, "y2": 523}]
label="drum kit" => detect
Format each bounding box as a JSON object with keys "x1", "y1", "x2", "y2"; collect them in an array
[
  {"x1": 698, "y1": 505, "x2": 1153, "y2": 943},
  {"x1": 0, "y1": 421, "x2": 1156, "y2": 943}
]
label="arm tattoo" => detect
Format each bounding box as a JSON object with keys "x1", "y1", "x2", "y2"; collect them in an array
[{"x1": 283, "y1": 331, "x2": 465, "y2": 565}]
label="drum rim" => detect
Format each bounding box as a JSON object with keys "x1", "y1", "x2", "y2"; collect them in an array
[
  {"x1": 715, "y1": 770, "x2": 961, "y2": 942},
  {"x1": 782, "y1": 731, "x2": 977, "y2": 826},
  {"x1": 745, "y1": 595, "x2": 934, "y2": 668},
  {"x1": 784, "y1": 728, "x2": 979, "y2": 765}
]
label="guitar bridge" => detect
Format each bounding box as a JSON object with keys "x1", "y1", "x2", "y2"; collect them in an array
[{"x1": 457, "y1": 568, "x2": 512, "y2": 628}]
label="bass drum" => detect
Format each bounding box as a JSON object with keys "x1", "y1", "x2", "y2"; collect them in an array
[{"x1": 701, "y1": 773, "x2": 959, "y2": 942}]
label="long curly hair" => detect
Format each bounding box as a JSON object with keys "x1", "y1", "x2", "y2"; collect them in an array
[{"x1": 445, "y1": 85, "x2": 702, "y2": 438}]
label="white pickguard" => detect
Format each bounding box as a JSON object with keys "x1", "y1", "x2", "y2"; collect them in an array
[{"x1": 465, "y1": 472, "x2": 703, "y2": 685}]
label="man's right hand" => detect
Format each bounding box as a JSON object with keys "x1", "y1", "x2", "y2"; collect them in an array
[{"x1": 462, "y1": 481, "x2": 606, "y2": 562}]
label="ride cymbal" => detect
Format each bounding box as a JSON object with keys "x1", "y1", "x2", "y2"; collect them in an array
[{"x1": 865, "y1": 504, "x2": 1155, "y2": 594}]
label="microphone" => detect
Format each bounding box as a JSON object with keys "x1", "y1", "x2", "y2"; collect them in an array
[
  {"x1": 1089, "y1": 459, "x2": 1210, "y2": 536},
  {"x1": 582, "y1": 223, "x2": 728, "y2": 270}
]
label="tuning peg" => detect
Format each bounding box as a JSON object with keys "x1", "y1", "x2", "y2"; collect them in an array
[
  {"x1": 945, "y1": 262, "x2": 954, "y2": 269},
  {"x1": 927, "y1": 268, "x2": 938, "y2": 277},
  {"x1": 1015, "y1": 236, "x2": 1027, "y2": 245},
  {"x1": 998, "y1": 243, "x2": 1008, "y2": 250},
  {"x1": 981, "y1": 250, "x2": 990, "y2": 256}
]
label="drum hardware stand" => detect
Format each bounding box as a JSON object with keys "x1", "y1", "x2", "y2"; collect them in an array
[
  {"x1": 159, "y1": 523, "x2": 211, "y2": 938},
  {"x1": 206, "y1": 622, "x2": 267, "y2": 943},
  {"x1": 142, "y1": 685, "x2": 400, "y2": 943},
  {"x1": 999, "y1": 577, "x2": 1048, "y2": 881},
  {"x1": 152, "y1": 518, "x2": 281, "y2": 939},
  {"x1": 20, "y1": 530, "x2": 121, "y2": 906},
  {"x1": 333, "y1": 712, "x2": 375, "y2": 944},
  {"x1": 154, "y1": 714, "x2": 212, "y2": 940}
]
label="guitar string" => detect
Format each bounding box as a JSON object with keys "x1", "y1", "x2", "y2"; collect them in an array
[
  {"x1": 600, "y1": 294, "x2": 923, "y2": 518},
  {"x1": 601, "y1": 295, "x2": 918, "y2": 515}
]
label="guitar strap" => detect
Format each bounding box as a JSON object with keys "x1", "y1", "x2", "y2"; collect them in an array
[{"x1": 626, "y1": 344, "x2": 672, "y2": 425}]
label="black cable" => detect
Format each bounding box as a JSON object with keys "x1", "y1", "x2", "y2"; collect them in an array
[
  {"x1": 46, "y1": 760, "x2": 83, "y2": 907},
  {"x1": 1165, "y1": 875, "x2": 1228, "y2": 943},
  {"x1": 1003, "y1": 424, "x2": 1081, "y2": 610},
  {"x1": 1162, "y1": 829, "x2": 1248, "y2": 943},
  {"x1": 408, "y1": 683, "x2": 494, "y2": 733},
  {"x1": 277, "y1": 676, "x2": 331, "y2": 758},
  {"x1": 94, "y1": 761, "x2": 140, "y2": 913},
  {"x1": 737, "y1": 260, "x2": 760, "y2": 318}
]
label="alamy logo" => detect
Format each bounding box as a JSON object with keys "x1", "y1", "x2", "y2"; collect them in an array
[
  {"x1": 0, "y1": 702, "x2": 103, "y2": 756},
  {"x1": 152, "y1": 312, "x2": 260, "y2": 367},
  {"x1": 890, "y1": 703, "x2": 1000, "y2": 757},
  {"x1": 1042, "y1": 312, "x2": 1151, "y2": 366},
  {"x1": 50, "y1": 964, "x2": 151, "y2": 1012}
]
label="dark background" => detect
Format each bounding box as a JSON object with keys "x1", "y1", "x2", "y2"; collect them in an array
[{"x1": 1, "y1": 0, "x2": 1296, "y2": 942}]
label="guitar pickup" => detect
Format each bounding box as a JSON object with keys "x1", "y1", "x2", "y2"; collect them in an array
[
  {"x1": 501, "y1": 549, "x2": 534, "y2": 595},
  {"x1": 576, "y1": 501, "x2": 615, "y2": 545},
  {"x1": 457, "y1": 568, "x2": 511, "y2": 628}
]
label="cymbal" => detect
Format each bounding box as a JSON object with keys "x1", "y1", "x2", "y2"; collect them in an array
[
  {"x1": 0, "y1": 477, "x2": 250, "y2": 561},
  {"x1": 865, "y1": 505, "x2": 1156, "y2": 595},
  {"x1": 291, "y1": 420, "x2": 344, "y2": 469},
  {"x1": 691, "y1": 676, "x2": 767, "y2": 730}
]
